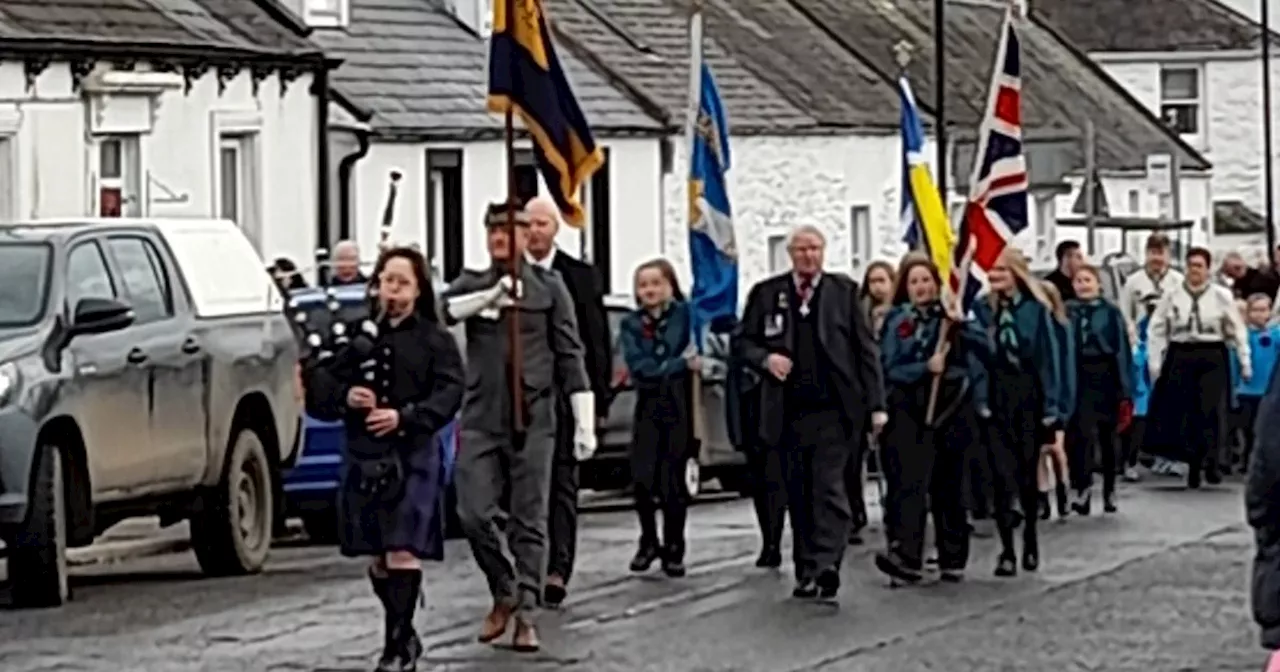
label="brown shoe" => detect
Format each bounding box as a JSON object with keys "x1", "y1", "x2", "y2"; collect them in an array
[
  {"x1": 477, "y1": 602, "x2": 513, "y2": 643},
  {"x1": 512, "y1": 617, "x2": 541, "y2": 653}
]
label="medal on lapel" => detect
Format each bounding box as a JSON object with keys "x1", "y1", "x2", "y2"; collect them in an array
[{"x1": 799, "y1": 301, "x2": 810, "y2": 317}]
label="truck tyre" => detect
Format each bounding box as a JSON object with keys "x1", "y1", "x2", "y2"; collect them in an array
[
  {"x1": 10, "y1": 446, "x2": 70, "y2": 608},
  {"x1": 192, "y1": 428, "x2": 274, "y2": 576}
]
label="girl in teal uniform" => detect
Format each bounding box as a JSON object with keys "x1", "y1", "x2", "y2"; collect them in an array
[
  {"x1": 972, "y1": 248, "x2": 1065, "y2": 577},
  {"x1": 873, "y1": 256, "x2": 984, "y2": 585},
  {"x1": 1038, "y1": 282, "x2": 1075, "y2": 520},
  {"x1": 1065, "y1": 265, "x2": 1133, "y2": 514}
]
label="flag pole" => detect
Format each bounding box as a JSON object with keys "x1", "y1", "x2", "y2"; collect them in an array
[
  {"x1": 687, "y1": 0, "x2": 706, "y2": 443},
  {"x1": 505, "y1": 105, "x2": 526, "y2": 433}
]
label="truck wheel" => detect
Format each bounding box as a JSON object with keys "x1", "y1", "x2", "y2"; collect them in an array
[
  {"x1": 10, "y1": 446, "x2": 70, "y2": 608},
  {"x1": 301, "y1": 510, "x2": 339, "y2": 544},
  {"x1": 191, "y1": 428, "x2": 273, "y2": 576}
]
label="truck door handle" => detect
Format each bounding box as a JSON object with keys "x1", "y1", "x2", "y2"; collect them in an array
[
  {"x1": 126, "y1": 348, "x2": 148, "y2": 364},
  {"x1": 181, "y1": 338, "x2": 201, "y2": 354}
]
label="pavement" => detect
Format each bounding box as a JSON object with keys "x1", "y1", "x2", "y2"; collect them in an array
[{"x1": 0, "y1": 478, "x2": 1263, "y2": 672}]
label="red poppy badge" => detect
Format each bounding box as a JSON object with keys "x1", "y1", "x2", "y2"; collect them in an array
[{"x1": 896, "y1": 318, "x2": 915, "y2": 339}]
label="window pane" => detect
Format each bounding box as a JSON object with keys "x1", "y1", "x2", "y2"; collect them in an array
[
  {"x1": 220, "y1": 146, "x2": 239, "y2": 223},
  {"x1": 66, "y1": 243, "x2": 116, "y2": 310},
  {"x1": 0, "y1": 243, "x2": 50, "y2": 326},
  {"x1": 1160, "y1": 103, "x2": 1199, "y2": 134},
  {"x1": 768, "y1": 235, "x2": 788, "y2": 273},
  {"x1": 307, "y1": 0, "x2": 340, "y2": 12},
  {"x1": 1160, "y1": 69, "x2": 1199, "y2": 100},
  {"x1": 100, "y1": 140, "x2": 122, "y2": 179},
  {"x1": 108, "y1": 237, "x2": 170, "y2": 324}
]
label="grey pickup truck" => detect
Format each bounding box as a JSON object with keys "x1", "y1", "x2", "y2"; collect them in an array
[{"x1": 0, "y1": 218, "x2": 300, "y2": 608}]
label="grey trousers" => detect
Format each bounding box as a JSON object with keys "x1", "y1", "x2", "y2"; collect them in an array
[{"x1": 456, "y1": 393, "x2": 557, "y2": 619}]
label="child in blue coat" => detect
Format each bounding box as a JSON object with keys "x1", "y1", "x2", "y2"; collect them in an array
[{"x1": 1238, "y1": 294, "x2": 1280, "y2": 471}]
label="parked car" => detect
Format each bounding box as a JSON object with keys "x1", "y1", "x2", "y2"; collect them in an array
[
  {"x1": 282, "y1": 284, "x2": 464, "y2": 540},
  {"x1": 582, "y1": 296, "x2": 748, "y2": 495},
  {"x1": 0, "y1": 218, "x2": 300, "y2": 608}
]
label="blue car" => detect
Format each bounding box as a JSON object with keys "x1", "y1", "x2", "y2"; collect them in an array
[{"x1": 282, "y1": 285, "x2": 463, "y2": 541}]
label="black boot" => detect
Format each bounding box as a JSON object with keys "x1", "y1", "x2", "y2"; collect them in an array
[
  {"x1": 630, "y1": 538, "x2": 661, "y2": 572},
  {"x1": 377, "y1": 569, "x2": 423, "y2": 672},
  {"x1": 1054, "y1": 483, "x2": 1069, "y2": 519},
  {"x1": 661, "y1": 504, "x2": 687, "y2": 577},
  {"x1": 1103, "y1": 489, "x2": 1118, "y2": 513},
  {"x1": 368, "y1": 568, "x2": 393, "y2": 662},
  {"x1": 1071, "y1": 487, "x2": 1092, "y2": 516},
  {"x1": 1021, "y1": 524, "x2": 1040, "y2": 572},
  {"x1": 631, "y1": 497, "x2": 661, "y2": 572},
  {"x1": 994, "y1": 525, "x2": 1017, "y2": 578},
  {"x1": 1037, "y1": 492, "x2": 1051, "y2": 521},
  {"x1": 661, "y1": 544, "x2": 686, "y2": 578}
]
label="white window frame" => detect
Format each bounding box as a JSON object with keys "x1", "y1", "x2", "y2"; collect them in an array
[
  {"x1": 767, "y1": 233, "x2": 789, "y2": 274},
  {"x1": 303, "y1": 0, "x2": 350, "y2": 28},
  {"x1": 1158, "y1": 65, "x2": 1203, "y2": 137},
  {"x1": 217, "y1": 134, "x2": 262, "y2": 250},
  {"x1": 94, "y1": 134, "x2": 142, "y2": 218},
  {"x1": 849, "y1": 205, "x2": 871, "y2": 276}
]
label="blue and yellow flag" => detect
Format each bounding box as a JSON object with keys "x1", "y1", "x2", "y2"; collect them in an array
[
  {"x1": 488, "y1": 0, "x2": 603, "y2": 227},
  {"x1": 898, "y1": 76, "x2": 953, "y2": 284},
  {"x1": 688, "y1": 62, "x2": 736, "y2": 347}
]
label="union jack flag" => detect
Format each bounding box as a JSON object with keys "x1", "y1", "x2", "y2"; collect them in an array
[{"x1": 951, "y1": 9, "x2": 1027, "y2": 311}]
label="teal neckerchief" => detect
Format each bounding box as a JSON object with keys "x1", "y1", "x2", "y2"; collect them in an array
[
  {"x1": 996, "y1": 292, "x2": 1021, "y2": 365},
  {"x1": 1078, "y1": 297, "x2": 1102, "y2": 349}
]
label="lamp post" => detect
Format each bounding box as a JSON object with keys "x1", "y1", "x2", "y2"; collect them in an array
[
  {"x1": 1263, "y1": 0, "x2": 1276, "y2": 263},
  {"x1": 934, "y1": 0, "x2": 947, "y2": 198}
]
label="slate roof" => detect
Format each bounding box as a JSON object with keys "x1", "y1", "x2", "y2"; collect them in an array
[
  {"x1": 0, "y1": 0, "x2": 321, "y2": 61},
  {"x1": 545, "y1": 0, "x2": 897, "y2": 133},
  {"x1": 788, "y1": 0, "x2": 1209, "y2": 172},
  {"x1": 1032, "y1": 0, "x2": 1275, "y2": 53},
  {"x1": 310, "y1": 0, "x2": 667, "y2": 139}
]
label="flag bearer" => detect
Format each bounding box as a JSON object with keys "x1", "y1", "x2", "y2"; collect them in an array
[
  {"x1": 1147, "y1": 247, "x2": 1250, "y2": 489},
  {"x1": 872, "y1": 256, "x2": 982, "y2": 585},
  {"x1": 1065, "y1": 265, "x2": 1133, "y2": 515},
  {"x1": 441, "y1": 204, "x2": 596, "y2": 652},
  {"x1": 972, "y1": 248, "x2": 1065, "y2": 577}
]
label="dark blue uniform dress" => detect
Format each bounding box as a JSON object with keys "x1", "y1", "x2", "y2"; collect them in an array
[
  {"x1": 1065, "y1": 299, "x2": 1132, "y2": 507},
  {"x1": 307, "y1": 311, "x2": 464, "y2": 560},
  {"x1": 877, "y1": 301, "x2": 984, "y2": 575},
  {"x1": 972, "y1": 291, "x2": 1064, "y2": 572},
  {"x1": 618, "y1": 301, "x2": 694, "y2": 559}
]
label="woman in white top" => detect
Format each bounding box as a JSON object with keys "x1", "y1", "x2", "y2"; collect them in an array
[{"x1": 1146, "y1": 247, "x2": 1250, "y2": 489}]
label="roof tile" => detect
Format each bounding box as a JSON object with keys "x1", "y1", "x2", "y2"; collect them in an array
[{"x1": 1033, "y1": 0, "x2": 1266, "y2": 53}]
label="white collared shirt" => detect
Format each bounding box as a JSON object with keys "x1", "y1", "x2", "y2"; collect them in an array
[
  {"x1": 526, "y1": 247, "x2": 557, "y2": 271},
  {"x1": 1121, "y1": 267, "x2": 1184, "y2": 324},
  {"x1": 1148, "y1": 281, "x2": 1250, "y2": 379}
]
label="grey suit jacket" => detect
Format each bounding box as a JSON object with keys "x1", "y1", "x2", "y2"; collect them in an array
[{"x1": 441, "y1": 264, "x2": 589, "y2": 432}]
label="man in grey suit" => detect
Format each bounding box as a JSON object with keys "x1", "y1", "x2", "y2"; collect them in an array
[{"x1": 441, "y1": 203, "x2": 595, "y2": 653}]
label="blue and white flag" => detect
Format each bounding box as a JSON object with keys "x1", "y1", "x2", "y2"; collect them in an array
[{"x1": 687, "y1": 62, "x2": 736, "y2": 348}]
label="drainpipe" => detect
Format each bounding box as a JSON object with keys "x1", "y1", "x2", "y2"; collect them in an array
[
  {"x1": 312, "y1": 61, "x2": 333, "y2": 260},
  {"x1": 336, "y1": 126, "x2": 372, "y2": 240}
]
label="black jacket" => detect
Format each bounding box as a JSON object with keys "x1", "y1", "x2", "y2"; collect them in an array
[
  {"x1": 734, "y1": 272, "x2": 885, "y2": 446},
  {"x1": 1248, "y1": 362, "x2": 1280, "y2": 649},
  {"x1": 550, "y1": 251, "x2": 612, "y2": 410}
]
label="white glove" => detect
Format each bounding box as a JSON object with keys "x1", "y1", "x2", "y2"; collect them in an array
[
  {"x1": 569, "y1": 391, "x2": 597, "y2": 461},
  {"x1": 491, "y1": 277, "x2": 523, "y2": 309},
  {"x1": 870, "y1": 411, "x2": 888, "y2": 434},
  {"x1": 443, "y1": 282, "x2": 507, "y2": 322}
]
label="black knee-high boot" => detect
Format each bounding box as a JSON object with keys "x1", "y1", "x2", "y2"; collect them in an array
[
  {"x1": 994, "y1": 522, "x2": 1017, "y2": 577},
  {"x1": 1022, "y1": 515, "x2": 1040, "y2": 572},
  {"x1": 377, "y1": 569, "x2": 422, "y2": 672},
  {"x1": 368, "y1": 568, "x2": 393, "y2": 660}
]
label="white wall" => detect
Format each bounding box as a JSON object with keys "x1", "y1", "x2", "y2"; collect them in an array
[
  {"x1": 1098, "y1": 56, "x2": 1280, "y2": 238},
  {"x1": 348, "y1": 136, "x2": 663, "y2": 292},
  {"x1": 1054, "y1": 171, "x2": 1215, "y2": 256},
  {"x1": 0, "y1": 61, "x2": 318, "y2": 267}
]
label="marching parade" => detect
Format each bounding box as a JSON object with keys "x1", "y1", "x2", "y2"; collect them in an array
[{"x1": 3, "y1": 0, "x2": 1280, "y2": 670}]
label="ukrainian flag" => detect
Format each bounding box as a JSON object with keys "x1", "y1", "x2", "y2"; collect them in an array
[
  {"x1": 688, "y1": 62, "x2": 736, "y2": 346},
  {"x1": 488, "y1": 0, "x2": 603, "y2": 227},
  {"x1": 899, "y1": 76, "x2": 953, "y2": 284}
]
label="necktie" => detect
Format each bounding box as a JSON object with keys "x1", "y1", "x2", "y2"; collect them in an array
[{"x1": 798, "y1": 278, "x2": 813, "y2": 316}]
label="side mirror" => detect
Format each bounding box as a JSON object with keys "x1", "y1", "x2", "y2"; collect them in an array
[{"x1": 69, "y1": 297, "x2": 134, "y2": 337}]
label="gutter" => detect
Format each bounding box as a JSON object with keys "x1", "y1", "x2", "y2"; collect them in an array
[
  {"x1": 334, "y1": 120, "x2": 373, "y2": 241},
  {"x1": 311, "y1": 59, "x2": 335, "y2": 253}
]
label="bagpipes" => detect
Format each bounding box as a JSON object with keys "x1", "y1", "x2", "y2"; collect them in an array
[{"x1": 290, "y1": 170, "x2": 403, "y2": 417}]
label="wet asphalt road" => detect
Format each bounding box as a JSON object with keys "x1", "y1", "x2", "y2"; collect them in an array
[{"x1": 0, "y1": 480, "x2": 1264, "y2": 672}]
